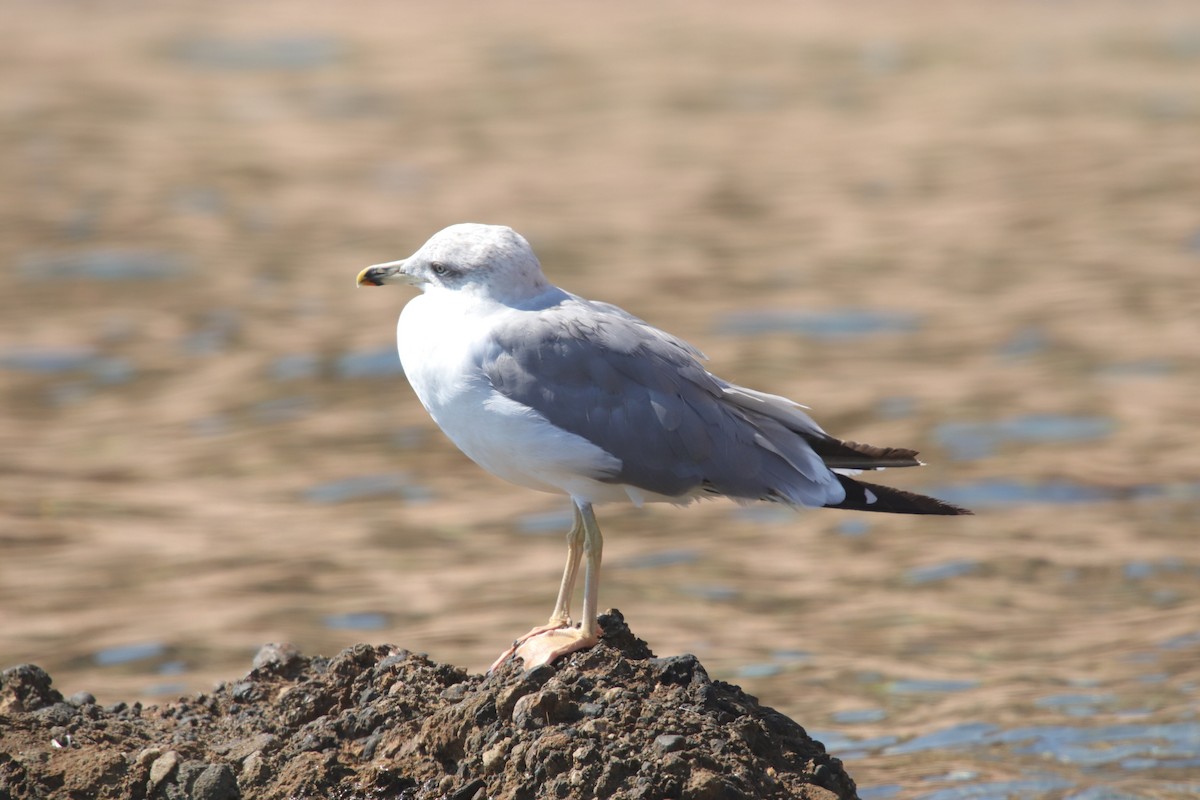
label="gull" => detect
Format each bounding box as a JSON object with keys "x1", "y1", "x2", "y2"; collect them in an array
[{"x1": 357, "y1": 223, "x2": 971, "y2": 670}]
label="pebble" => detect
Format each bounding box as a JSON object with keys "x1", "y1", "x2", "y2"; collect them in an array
[
  {"x1": 602, "y1": 687, "x2": 628, "y2": 704},
  {"x1": 579, "y1": 718, "x2": 609, "y2": 737},
  {"x1": 240, "y1": 751, "x2": 268, "y2": 786},
  {"x1": 360, "y1": 733, "x2": 382, "y2": 760},
  {"x1": 440, "y1": 683, "x2": 469, "y2": 703},
  {"x1": 252, "y1": 642, "x2": 302, "y2": 672},
  {"x1": 374, "y1": 651, "x2": 412, "y2": 675},
  {"x1": 448, "y1": 778, "x2": 486, "y2": 800},
  {"x1": 655, "y1": 734, "x2": 687, "y2": 754},
  {"x1": 230, "y1": 681, "x2": 257, "y2": 703},
  {"x1": 135, "y1": 747, "x2": 162, "y2": 767},
  {"x1": 649, "y1": 654, "x2": 710, "y2": 686},
  {"x1": 68, "y1": 691, "x2": 96, "y2": 707},
  {"x1": 521, "y1": 663, "x2": 556, "y2": 684},
  {"x1": 148, "y1": 751, "x2": 180, "y2": 787},
  {"x1": 481, "y1": 740, "x2": 509, "y2": 773},
  {"x1": 512, "y1": 691, "x2": 557, "y2": 729},
  {"x1": 191, "y1": 763, "x2": 239, "y2": 800}
]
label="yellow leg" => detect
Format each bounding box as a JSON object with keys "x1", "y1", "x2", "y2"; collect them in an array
[
  {"x1": 488, "y1": 503, "x2": 586, "y2": 671},
  {"x1": 489, "y1": 500, "x2": 604, "y2": 671},
  {"x1": 548, "y1": 504, "x2": 585, "y2": 626},
  {"x1": 576, "y1": 501, "x2": 602, "y2": 642}
]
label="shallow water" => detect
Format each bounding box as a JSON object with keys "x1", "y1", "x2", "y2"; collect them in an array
[
  {"x1": 934, "y1": 416, "x2": 1115, "y2": 462},
  {"x1": 714, "y1": 308, "x2": 922, "y2": 339},
  {"x1": 2, "y1": 4, "x2": 1199, "y2": 799}
]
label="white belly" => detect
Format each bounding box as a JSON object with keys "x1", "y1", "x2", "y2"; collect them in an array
[{"x1": 397, "y1": 295, "x2": 625, "y2": 502}]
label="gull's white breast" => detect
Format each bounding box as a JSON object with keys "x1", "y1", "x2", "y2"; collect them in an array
[{"x1": 397, "y1": 291, "x2": 626, "y2": 502}]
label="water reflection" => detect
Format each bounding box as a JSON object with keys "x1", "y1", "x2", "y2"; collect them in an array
[
  {"x1": 168, "y1": 34, "x2": 345, "y2": 71},
  {"x1": 335, "y1": 347, "x2": 405, "y2": 379},
  {"x1": 304, "y1": 473, "x2": 432, "y2": 504},
  {"x1": 904, "y1": 560, "x2": 979, "y2": 586},
  {"x1": 93, "y1": 641, "x2": 167, "y2": 667},
  {"x1": 614, "y1": 548, "x2": 701, "y2": 570},
  {"x1": 934, "y1": 415, "x2": 1113, "y2": 462},
  {"x1": 917, "y1": 777, "x2": 1075, "y2": 800},
  {"x1": 886, "y1": 679, "x2": 979, "y2": 696},
  {"x1": 831, "y1": 708, "x2": 888, "y2": 724},
  {"x1": 270, "y1": 353, "x2": 320, "y2": 381},
  {"x1": 714, "y1": 308, "x2": 921, "y2": 339},
  {"x1": 926, "y1": 479, "x2": 1200, "y2": 508},
  {"x1": 20, "y1": 249, "x2": 186, "y2": 281},
  {"x1": 323, "y1": 612, "x2": 389, "y2": 631},
  {"x1": 826, "y1": 718, "x2": 1200, "y2": 791}
]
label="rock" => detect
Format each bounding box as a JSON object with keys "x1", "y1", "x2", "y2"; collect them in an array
[
  {"x1": 511, "y1": 688, "x2": 566, "y2": 729},
  {"x1": 0, "y1": 614, "x2": 858, "y2": 799},
  {"x1": 149, "y1": 750, "x2": 180, "y2": 788},
  {"x1": 440, "y1": 682, "x2": 469, "y2": 702},
  {"x1": 655, "y1": 733, "x2": 687, "y2": 753},
  {"x1": 240, "y1": 751, "x2": 269, "y2": 786},
  {"x1": 32, "y1": 701, "x2": 77, "y2": 726},
  {"x1": 230, "y1": 680, "x2": 258, "y2": 702},
  {"x1": 0, "y1": 664, "x2": 64, "y2": 713},
  {"x1": 649, "y1": 653, "x2": 710, "y2": 686},
  {"x1": 191, "y1": 763, "x2": 239, "y2": 800},
  {"x1": 136, "y1": 747, "x2": 163, "y2": 767},
  {"x1": 251, "y1": 642, "x2": 303, "y2": 674},
  {"x1": 481, "y1": 740, "x2": 510, "y2": 773}
]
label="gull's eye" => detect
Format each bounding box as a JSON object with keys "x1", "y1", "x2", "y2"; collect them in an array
[{"x1": 431, "y1": 262, "x2": 449, "y2": 277}]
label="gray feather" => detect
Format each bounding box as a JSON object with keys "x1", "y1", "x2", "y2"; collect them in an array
[{"x1": 479, "y1": 295, "x2": 845, "y2": 506}]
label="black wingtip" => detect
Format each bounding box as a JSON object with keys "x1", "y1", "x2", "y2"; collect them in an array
[
  {"x1": 827, "y1": 475, "x2": 973, "y2": 516},
  {"x1": 806, "y1": 436, "x2": 924, "y2": 470}
]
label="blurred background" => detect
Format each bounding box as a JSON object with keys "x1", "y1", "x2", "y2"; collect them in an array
[{"x1": 2, "y1": 1, "x2": 1199, "y2": 797}]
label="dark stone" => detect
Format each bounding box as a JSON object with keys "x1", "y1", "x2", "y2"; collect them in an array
[
  {"x1": 360, "y1": 732, "x2": 382, "y2": 760},
  {"x1": 520, "y1": 663, "x2": 556, "y2": 685},
  {"x1": 449, "y1": 778, "x2": 487, "y2": 800},
  {"x1": 190, "y1": 763, "x2": 240, "y2": 800},
  {"x1": 648, "y1": 654, "x2": 710, "y2": 687},
  {"x1": 0, "y1": 665, "x2": 64, "y2": 713},
  {"x1": 32, "y1": 702, "x2": 77, "y2": 726},
  {"x1": 373, "y1": 651, "x2": 412, "y2": 675}
]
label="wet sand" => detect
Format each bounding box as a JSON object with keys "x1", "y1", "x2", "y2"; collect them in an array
[{"x1": 2, "y1": 2, "x2": 1199, "y2": 797}]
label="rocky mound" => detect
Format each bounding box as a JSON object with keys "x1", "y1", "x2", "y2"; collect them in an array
[{"x1": 0, "y1": 611, "x2": 857, "y2": 800}]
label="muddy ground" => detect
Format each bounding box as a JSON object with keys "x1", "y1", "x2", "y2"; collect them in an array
[
  {"x1": 2, "y1": 2, "x2": 1199, "y2": 798},
  {"x1": 1, "y1": 612, "x2": 855, "y2": 799}
]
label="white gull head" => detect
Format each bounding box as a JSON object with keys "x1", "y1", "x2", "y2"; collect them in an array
[{"x1": 357, "y1": 223, "x2": 553, "y2": 307}]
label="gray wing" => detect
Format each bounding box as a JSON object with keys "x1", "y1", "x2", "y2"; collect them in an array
[{"x1": 479, "y1": 297, "x2": 849, "y2": 506}]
